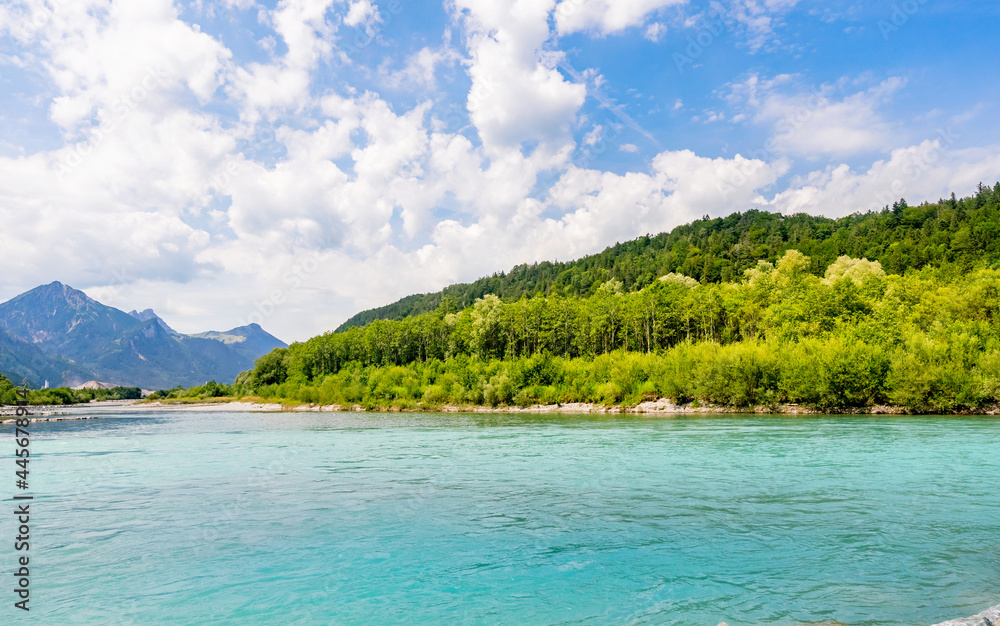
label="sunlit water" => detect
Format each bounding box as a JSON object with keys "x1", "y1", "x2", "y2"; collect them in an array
[{"x1": 3, "y1": 408, "x2": 998, "y2": 625}]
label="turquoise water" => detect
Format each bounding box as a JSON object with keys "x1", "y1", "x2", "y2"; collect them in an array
[{"x1": 3, "y1": 410, "x2": 999, "y2": 625}]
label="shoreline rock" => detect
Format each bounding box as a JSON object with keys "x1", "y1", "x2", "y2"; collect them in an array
[{"x1": 932, "y1": 603, "x2": 1000, "y2": 626}]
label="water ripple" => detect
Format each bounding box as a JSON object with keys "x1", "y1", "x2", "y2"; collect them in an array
[{"x1": 8, "y1": 412, "x2": 1000, "y2": 625}]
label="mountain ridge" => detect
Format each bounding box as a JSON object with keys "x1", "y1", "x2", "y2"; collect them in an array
[
  {"x1": 128, "y1": 308, "x2": 180, "y2": 335},
  {"x1": 0, "y1": 282, "x2": 287, "y2": 389}
]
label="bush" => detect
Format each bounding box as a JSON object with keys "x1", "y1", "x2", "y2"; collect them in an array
[
  {"x1": 484, "y1": 372, "x2": 515, "y2": 406},
  {"x1": 422, "y1": 384, "x2": 449, "y2": 404}
]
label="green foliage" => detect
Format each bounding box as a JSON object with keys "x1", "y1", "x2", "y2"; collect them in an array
[
  {"x1": 148, "y1": 381, "x2": 234, "y2": 400},
  {"x1": 11, "y1": 384, "x2": 144, "y2": 405},
  {"x1": 181, "y1": 380, "x2": 234, "y2": 399},
  {"x1": 206, "y1": 186, "x2": 1000, "y2": 413},
  {"x1": 336, "y1": 184, "x2": 1000, "y2": 331},
  {"x1": 251, "y1": 349, "x2": 289, "y2": 387},
  {"x1": 824, "y1": 256, "x2": 886, "y2": 286},
  {"x1": 0, "y1": 373, "x2": 17, "y2": 405},
  {"x1": 27, "y1": 387, "x2": 76, "y2": 405}
]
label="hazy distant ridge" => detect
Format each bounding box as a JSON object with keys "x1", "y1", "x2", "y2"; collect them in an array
[{"x1": 0, "y1": 282, "x2": 286, "y2": 389}]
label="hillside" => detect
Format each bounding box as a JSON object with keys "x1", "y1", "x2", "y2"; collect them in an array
[
  {"x1": 190, "y1": 324, "x2": 288, "y2": 363},
  {"x1": 231, "y1": 183, "x2": 1000, "y2": 414},
  {"x1": 336, "y1": 184, "x2": 1000, "y2": 331},
  {"x1": 0, "y1": 327, "x2": 92, "y2": 388}
]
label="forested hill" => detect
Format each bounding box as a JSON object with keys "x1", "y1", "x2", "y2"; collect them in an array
[{"x1": 336, "y1": 183, "x2": 1000, "y2": 332}]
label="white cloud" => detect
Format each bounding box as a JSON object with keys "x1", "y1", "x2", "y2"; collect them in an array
[
  {"x1": 343, "y1": 0, "x2": 377, "y2": 27},
  {"x1": 227, "y1": 0, "x2": 339, "y2": 118},
  {"x1": 644, "y1": 22, "x2": 667, "y2": 41},
  {"x1": 583, "y1": 125, "x2": 604, "y2": 146},
  {"x1": 22, "y1": 0, "x2": 232, "y2": 132},
  {"x1": 620, "y1": 143, "x2": 639, "y2": 152},
  {"x1": 554, "y1": 0, "x2": 685, "y2": 36},
  {"x1": 453, "y1": 0, "x2": 586, "y2": 153},
  {"x1": 724, "y1": 0, "x2": 802, "y2": 51},
  {"x1": 727, "y1": 74, "x2": 907, "y2": 157},
  {"x1": 767, "y1": 140, "x2": 1000, "y2": 217},
  {"x1": 383, "y1": 46, "x2": 459, "y2": 90}
]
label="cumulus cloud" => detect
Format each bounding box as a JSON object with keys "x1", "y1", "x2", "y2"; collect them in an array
[
  {"x1": 20, "y1": 0, "x2": 233, "y2": 131},
  {"x1": 227, "y1": 0, "x2": 340, "y2": 118},
  {"x1": 726, "y1": 74, "x2": 907, "y2": 157},
  {"x1": 453, "y1": 0, "x2": 586, "y2": 152},
  {"x1": 554, "y1": 0, "x2": 684, "y2": 36},
  {"x1": 383, "y1": 46, "x2": 460, "y2": 90},
  {"x1": 767, "y1": 139, "x2": 1000, "y2": 217},
  {"x1": 343, "y1": 0, "x2": 377, "y2": 27}
]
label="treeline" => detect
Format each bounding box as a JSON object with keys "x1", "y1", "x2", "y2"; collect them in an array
[
  {"x1": 0, "y1": 375, "x2": 142, "y2": 405},
  {"x1": 336, "y1": 183, "x2": 1000, "y2": 331},
  {"x1": 147, "y1": 380, "x2": 234, "y2": 400},
  {"x1": 237, "y1": 339, "x2": 1000, "y2": 414},
  {"x1": 235, "y1": 251, "x2": 1000, "y2": 412},
  {"x1": 0, "y1": 373, "x2": 235, "y2": 406}
]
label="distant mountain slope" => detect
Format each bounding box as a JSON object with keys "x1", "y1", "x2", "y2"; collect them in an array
[
  {"x1": 190, "y1": 324, "x2": 287, "y2": 362},
  {"x1": 0, "y1": 282, "x2": 141, "y2": 362},
  {"x1": 0, "y1": 282, "x2": 287, "y2": 389},
  {"x1": 336, "y1": 184, "x2": 1000, "y2": 331},
  {"x1": 0, "y1": 327, "x2": 91, "y2": 388},
  {"x1": 90, "y1": 318, "x2": 255, "y2": 390},
  {"x1": 128, "y1": 308, "x2": 180, "y2": 335}
]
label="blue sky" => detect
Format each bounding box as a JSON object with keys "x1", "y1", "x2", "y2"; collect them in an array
[{"x1": 0, "y1": 0, "x2": 998, "y2": 342}]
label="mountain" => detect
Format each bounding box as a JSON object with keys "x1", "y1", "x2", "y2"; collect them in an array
[
  {"x1": 0, "y1": 282, "x2": 142, "y2": 363},
  {"x1": 0, "y1": 282, "x2": 287, "y2": 389},
  {"x1": 190, "y1": 324, "x2": 288, "y2": 362},
  {"x1": 128, "y1": 308, "x2": 180, "y2": 335},
  {"x1": 335, "y1": 183, "x2": 1000, "y2": 331},
  {"x1": 0, "y1": 327, "x2": 91, "y2": 388}
]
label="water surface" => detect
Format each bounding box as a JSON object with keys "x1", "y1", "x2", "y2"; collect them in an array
[{"x1": 4, "y1": 409, "x2": 999, "y2": 624}]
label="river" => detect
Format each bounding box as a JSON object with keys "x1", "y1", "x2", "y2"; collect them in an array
[{"x1": 6, "y1": 409, "x2": 999, "y2": 624}]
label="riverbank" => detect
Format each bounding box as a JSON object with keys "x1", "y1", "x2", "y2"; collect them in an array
[
  {"x1": 134, "y1": 397, "x2": 1000, "y2": 415},
  {"x1": 931, "y1": 602, "x2": 1000, "y2": 626},
  {"x1": 8, "y1": 397, "x2": 999, "y2": 416},
  {"x1": 0, "y1": 399, "x2": 139, "y2": 422}
]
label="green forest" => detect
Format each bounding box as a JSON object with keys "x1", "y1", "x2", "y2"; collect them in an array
[
  {"x1": 231, "y1": 184, "x2": 1000, "y2": 414},
  {"x1": 336, "y1": 183, "x2": 1000, "y2": 330}
]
